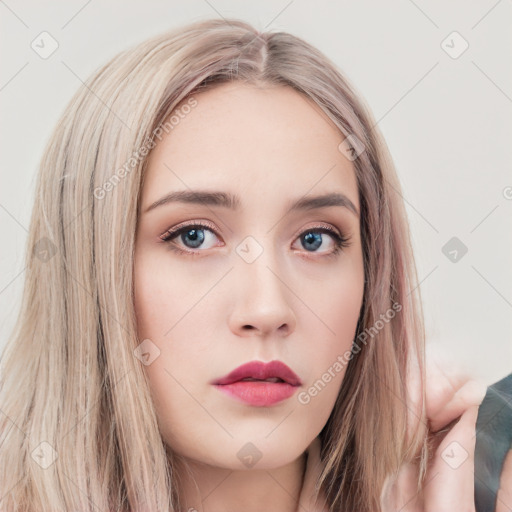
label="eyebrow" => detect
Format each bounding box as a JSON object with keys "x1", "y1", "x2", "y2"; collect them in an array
[{"x1": 143, "y1": 190, "x2": 359, "y2": 217}]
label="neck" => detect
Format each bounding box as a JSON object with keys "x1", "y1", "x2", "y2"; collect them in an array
[{"x1": 175, "y1": 451, "x2": 307, "y2": 512}]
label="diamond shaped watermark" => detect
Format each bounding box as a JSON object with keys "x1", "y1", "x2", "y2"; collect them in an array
[
  {"x1": 442, "y1": 236, "x2": 468, "y2": 263},
  {"x1": 441, "y1": 440, "x2": 469, "y2": 469},
  {"x1": 33, "y1": 237, "x2": 57, "y2": 262},
  {"x1": 237, "y1": 442, "x2": 263, "y2": 468},
  {"x1": 31, "y1": 441, "x2": 58, "y2": 469},
  {"x1": 338, "y1": 134, "x2": 365, "y2": 161},
  {"x1": 236, "y1": 236, "x2": 263, "y2": 264},
  {"x1": 134, "y1": 338, "x2": 161, "y2": 366},
  {"x1": 31, "y1": 31, "x2": 59, "y2": 59},
  {"x1": 441, "y1": 31, "x2": 469, "y2": 59}
]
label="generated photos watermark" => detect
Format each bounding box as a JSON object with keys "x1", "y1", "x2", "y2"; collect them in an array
[
  {"x1": 93, "y1": 97, "x2": 198, "y2": 200},
  {"x1": 297, "y1": 301, "x2": 402, "y2": 405}
]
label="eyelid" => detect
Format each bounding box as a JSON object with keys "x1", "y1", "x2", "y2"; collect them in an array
[
  {"x1": 293, "y1": 222, "x2": 342, "y2": 239},
  {"x1": 159, "y1": 219, "x2": 219, "y2": 242},
  {"x1": 159, "y1": 219, "x2": 352, "y2": 256},
  {"x1": 160, "y1": 220, "x2": 344, "y2": 241}
]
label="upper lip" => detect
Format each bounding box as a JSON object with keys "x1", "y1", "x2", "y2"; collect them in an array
[{"x1": 212, "y1": 360, "x2": 302, "y2": 386}]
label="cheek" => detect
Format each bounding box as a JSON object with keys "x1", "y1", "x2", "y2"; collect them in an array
[
  {"x1": 327, "y1": 270, "x2": 364, "y2": 349},
  {"x1": 134, "y1": 261, "x2": 159, "y2": 339},
  {"x1": 296, "y1": 261, "x2": 364, "y2": 412},
  {"x1": 303, "y1": 257, "x2": 364, "y2": 349},
  {"x1": 133, "y1": 252, "x2": 183, "y2": 339},
  {"x1": 133, "y1": 252, "x2": 217, "y2": 425}
]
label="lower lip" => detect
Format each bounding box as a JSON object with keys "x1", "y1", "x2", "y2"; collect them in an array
[{"x1": 214, "y1": 381, "x2": 299, "y2": 406}]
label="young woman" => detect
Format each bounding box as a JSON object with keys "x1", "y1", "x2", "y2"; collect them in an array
[{"x1": 0, "y1": 18, "x2": 510, "y2": 512}]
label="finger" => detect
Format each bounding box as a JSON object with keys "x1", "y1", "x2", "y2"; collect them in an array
[
  {"x1": 428, "y1": 379, "x2": 486, "y2": 433},
  {"x1": 424, "y1": 403, "x2": 479, "y2": 512},
  {"x1": 425, "y1": 354, "x2": 481, "y2": 419},
  {"x1": 380, "y1": 462, "x2": 423, "y2": 512}
]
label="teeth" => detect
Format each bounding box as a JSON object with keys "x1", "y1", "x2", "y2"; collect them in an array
[{"x1": 239, "y1": 377, "x2": 284, "y2": 383}]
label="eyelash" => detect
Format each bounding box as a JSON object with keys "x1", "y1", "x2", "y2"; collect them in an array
[{"x1": 159, "y1": 221, "x2": 352, "y2": 259}]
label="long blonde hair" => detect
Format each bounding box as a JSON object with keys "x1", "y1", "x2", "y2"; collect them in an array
[{"x1": 0, "y1": 18, "x2": 429, "y2": 511}]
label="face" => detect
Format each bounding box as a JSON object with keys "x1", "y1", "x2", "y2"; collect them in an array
[{"x1": 134, "y1": 82, "x2": 365, "y2": 471}]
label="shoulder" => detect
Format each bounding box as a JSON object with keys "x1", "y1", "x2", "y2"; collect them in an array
[
  {"x1": 496, "y1": 449, "x2": 512, "y2": 512},
  {"x1": 475, "y1": 372, "x2": 512, "y2": 512}
]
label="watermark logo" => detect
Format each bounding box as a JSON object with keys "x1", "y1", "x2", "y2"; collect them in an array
[
  {"x1": 338, "y1": 134, "x2": 365, "y2": 161},
  {"x1": 33, "y1": 237, "x2": 57, "y2": 262},
  {"x1": 441, "y1": 440, "x2": 469, "y2": 469},
  {"x1": 441, "y1": 31, "x2": 469, "y2": 60},
  {"x1": 235, "y1": 236, "x2": 264, "y2": 264},
  {"x1": 441, "y1": 236, "x2": 468, "y2": 263},
  {"x1": 93, "y1": 97, "x2": 198, "y2": 200},
  {"x1": 133, "y1": 338, "x2": 161, "y2": 366},
  {"x1": 298, "y1": 302, "x2": 402, "y2": 405},
  {"x1": 237, "y1": 442, "x2": 263, "y2": 468},
  {"x1": 31, "y1": 31, "x2": 59, "y2": 59},
  {"x1": 31, "y1": 441, "x2": 58, "y2": 469}
]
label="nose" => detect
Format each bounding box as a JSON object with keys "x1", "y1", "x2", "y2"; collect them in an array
[{"x1": 227, "y1": 248, "x2": 297, "y2": 339}]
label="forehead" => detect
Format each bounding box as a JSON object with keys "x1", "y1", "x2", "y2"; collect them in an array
[{"x1": 142, "y1": 82, "x2": 359, "y2": 214}]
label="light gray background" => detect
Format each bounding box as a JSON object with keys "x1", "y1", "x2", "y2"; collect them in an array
[{"x1": 1, "y1": 1, "x2": 511, "y2": 385}]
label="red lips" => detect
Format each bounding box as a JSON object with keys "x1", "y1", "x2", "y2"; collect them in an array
[{"x1": 212, "y1": 360, "x2": 302, "y2": 386}]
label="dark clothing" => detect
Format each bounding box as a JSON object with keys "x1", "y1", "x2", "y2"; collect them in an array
[{"x1": 475, "y1": 372, "x2": 512, "y2": 512}]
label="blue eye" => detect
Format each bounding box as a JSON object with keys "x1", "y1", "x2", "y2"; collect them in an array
[
  {"x1": 160, "y1": 221, "x2": 220, "y2": 257},
  {"x1": 159, "y1": 221, "x2": 351, "y2": 258},
  {"x1": 296, "y1": 226, "x2": 352, "y2": 257}
]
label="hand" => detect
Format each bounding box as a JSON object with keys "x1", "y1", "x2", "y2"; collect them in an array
[{"x1": 380, "y1": 345, "x2": 487, "y2": 511}]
